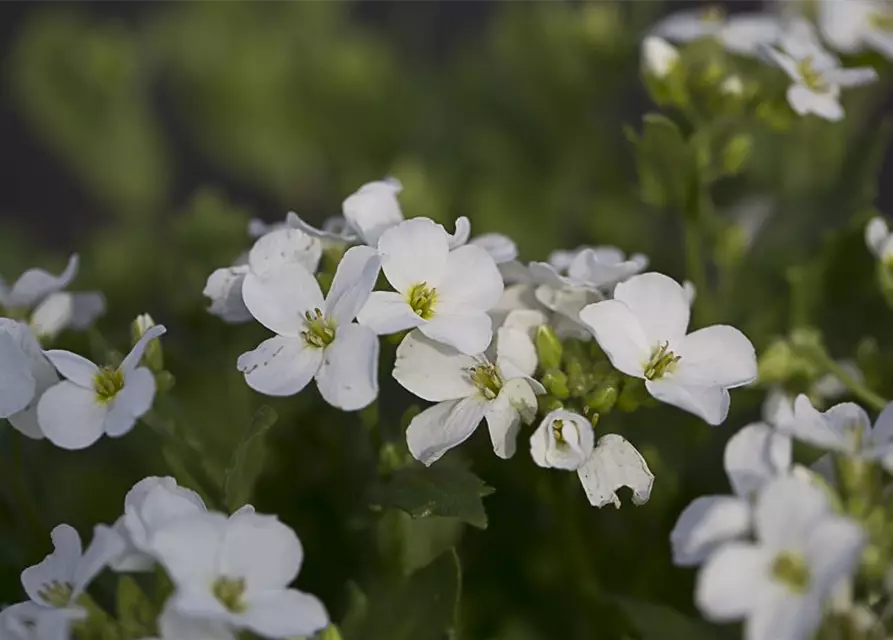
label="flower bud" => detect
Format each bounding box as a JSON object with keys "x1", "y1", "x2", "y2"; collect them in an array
[
  {"x1": 721, "y1": 133, "x2": 753, "y2": 175},
  {"x1": 131, "y1": 313, "x2": 163, "y2": 372},
  {"x1": 541, "y1": 369, "x2": 570, "y2": 399},
  {"x1": 616, "y1": 377, "x2": 648, "y2": 412},
  {"x1": 585, "y1": 381, "x2": 619, "y2": 414},
  {"x1": 642, "y1": 36, "x2": 680, "y2": 79},
  {"x1": 530, "y1": 409, "x2": 594, "y2": 470},
  {"x1": 537, "y1": 395, "x2": 564, "y2": 415},
  {"x1": 535, "y1": 325, "x2": 563, "y2": 370}
]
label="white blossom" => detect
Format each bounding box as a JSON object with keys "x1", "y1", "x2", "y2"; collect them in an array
[
  {"x1": 0, "y1": 319, "x2": 59, "y2": 439},
  {"x1": 763, "y1": 19, "x2": 878, "y2": 121},
  {"x1": 204, "y1": 227, "x2": 323, "y2": 324},
  {"x1": 238, "y1": 245, "x2": 381, "y2": 410},
  {"x1": 150, "y1": 511, "x2": 328, "y2": 639},
  {"x1": 819, "y1": 0, "x2": 893, "y2": 59},
  {"x1": 143, "y1": 602, "x2": 236, "y2": 640},
  {"x1": 865, "y1": 215, "x2": 893, "y2": 264},
  {"x1": 530, "y1": 410, "x2": 654, "y2": 508},
  {"x1": 579, "y1": 272, "x2": 757, "y2": 425},
  {"x1": 642, "y1": 36, "x2": 680, "y2": 78},
  {"x1": 37, "y1": 325, "x2": 166, "y2": 450},
  {"x1": 247, "y1": 211, "x2": 300, "y2": 239},
  {"x1": 652, "y1": 8, "x2": 782, "y2": 56},
  {"x1": 0, "y1": 601, "x2": 80, "y2": 640},
  {"x1": 695, "y1": 476, "x2": 865, "y2": 640},
  {"x1": 531, "y1": 246, "x2": 648, "y2": 293},
  {"x1": 395, "y1": 325, "x2": 543, "y2": 466},
  {"x1": 357, "y1": 218, "x2": 504, "y2": 355},
  {"x1": 21, "y1": 524, "x2": 124, "y2": 618},
  {"x1": 671, "y1": 423, "x2": 791, "y2": 566}
]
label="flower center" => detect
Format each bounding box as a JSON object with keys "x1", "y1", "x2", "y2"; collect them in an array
[
  {"x1": 38, "y1": 580, "x2": 73, "y2": 608},
  {"x1": 301, "y1": 308, "x2": 336, "y2": 348},
  {"x1": 469, "y1": 363, "x2": 503, "y2": 400},
  {"x1": 407, "y1": 282, "x2": 437, "y2": 320},
  {"x1": 869, "y1": 10, "x2": 893, "y2": 31},
  {"x1": 643, "y1": 342, "x2": 680, "y2": 380},
  {"x1": 770, "y1": 551, "x2": 811, "y2": 594},
  {"x1": 796, "y1": 57, "x2": 829, "y2": 93},
  {"x1": 552, "y1": 419, "x2": 567, "y2": 444},
  {"x1": 94, "y1": 367, "x2": 125, "y2": 404},
  {"x1": 212, "y1": 576, "x2": 247, "y2": 613}
]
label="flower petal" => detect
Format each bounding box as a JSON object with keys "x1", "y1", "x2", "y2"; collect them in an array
[
  {"x1": 787, "y1": 84, "x2": 843, "y2": 121},
  {"x1": 778, "y1": 394, "x2": 850, "y2": 453},
  {"x1": 324, "y1": 245, "x2": 381, "y2": 325},
  {"x1": 827, "y1": 66, "x2": 878, "y2": 88},
  {"x1": 670, "y1": 495, "x2": 751, "y2": 566},
  {"x1": 0, "y1": 331, "x2": 36, "y2": 418},
  {"x1": 6, "y1": 254, "x2": 79, "y2": 309},
  {"x1": 673, "y1": 325, "x2": 757, "y2": 388},
  {"x1": 378, "y1": 218, "x2": 449, "y2": 292},
  {"x1": 406, "y1": 396, "x2": 489, "y2": 466},
  {"x1": 865, "y1": 216, "x2": 889, "y2": 259},
  {"x1": 356, "y1": 291, "x2": 425, "y2": 335},
  {"x1": 242, "y1": 264, "x2": 323, "y2": 338},
  {"x1": 218, "y1": 512, "x2": 303, "y2": 590},
  {"x1": 120, "y1": 325, "x2": 167, "y2": 373},
  {"x1": 469, "y1": 233, "x2": 518, "y2": 264},
  {"x1": 695, "y1": 542, "x2": 770, "y2": 621},
  {"x1": 577, "y1": 434, "x2": 654, "y2": 507},
  {"x1": 805, "y1": 517, "x2": 866, "y2": 594},
  {"x1": 393, "y1": 329, "x2": 477, "y2": 402},
  {"x1": 237, "y1": 336, "x2": 322, "y2": 397},
  {"x1": 578, "y1": 300, "x2": 650, "y2": 378},
  {"x1": 342, "y1": 178, "x2": 404, "y2": 247},
  {"x1": 486, "y1": 379, "x2": 536, "y2": 459},
  {"x1": 754, "y1": 475, "x2": 832, "y2": 549},
  {"x1": 157, "y1": 603, "x2": 236, "y2": 640},
  {"x1": 871, "y1": 401, "x2": 893, "y2": 446},
  {"x1": 73, "y1": 525, "x2": 126, "y2": 596},
  {"x1": 315, "y1": 323, "x2": 379, "y2": 411},
  {"x1": 421, "y1": 311, "x2": 493, "y2": 356},
  {"x1": 37, "y1": 381, "x2": 108, "y2": 450},
  {"x1": 44, "y1": 349, "x2": 99, "y2": 388},
  {"x1": 724, "y1": 423, "x2": 791, "y2": 497},
  {"x1": 613, "y1": 272, "x2": 690, "y2": 345},
  {"x1": 150, "y1": 512, "x2": 228, "y2": 587},
  {"x1": 204, "y1": 267, "x2": 252, "y2": 323},
  {"x1": 240, "y1": 589, "x2": 329, "y2": 639},
  {"x1": 437, "y1": 245, "x2": 504, "y2": 314},
  {"x1": 645, "y1": 379, "x2": 730, "y2": 426},
  {"x1": 445, "y1": 216, "x2": 471, "y2": 249},
  {"x1": 247, "y1": 228, "x2": 322, "y2": 277},
  {"x1": 22, "y1": 523, "x2": 82, "y2": 605},
  {"x1": 104, "y1": 368, "x2": 157, "y2": 437},
  {"x1": 747, "y1": 589, "x2": 820, "y2": 640}
]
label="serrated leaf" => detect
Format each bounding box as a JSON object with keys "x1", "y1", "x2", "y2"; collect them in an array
[
  {"x1": 116, "y1": 575, "x2": 156, "y2": 639},
  {"x1": 371, "y1": 461, "x2": 495, "y2": 529},
  {"x1": 615, "y1": 597, "x2": 721, "y2": 640},
  {"x1": 342, "y1": 549, "x2": 460, "y2": 640},
  {"x1": 223, "y1": 405, "x2": 278, "y2": 512}
]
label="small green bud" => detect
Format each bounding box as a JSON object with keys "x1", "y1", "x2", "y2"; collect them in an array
[
  {"x1": 585, "y1": 382, "x2": 619, "y2": 415},
  {"x1": 757, "y1": 339, "x2": 796, "y2": 384},
  {"x1": 155, "y1": 371, "x2": 175, "y2": 393},
  {"x1": 721, "y1": 133, "x2": 753, "y2": 175},
  {"x1": 566, "y1": 359, "x2": 590, "y2": 396},
  {"x1": 131, "y1": 314, "x2": 163, "y2": 372},
  {"x1": 541, "y1": 369, "x2": 570, "y2": 399},
  {"x1": 616, "y1": 378, "x2": 648, "y2": 412},
  {"x1": 535, "y1": 325, "x2": 563, "y2": 370}
]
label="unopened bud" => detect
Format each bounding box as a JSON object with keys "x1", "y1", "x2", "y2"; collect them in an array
[
  {"x1": 537, "y1": 395, "x2": 564, "y2": 415},
  {"x1": 585, "y1": 381, "x2": 619, "y2": 414},
  {"x1": 535, "y1": 325, "x2": 563, "y2": 370},
  {"x1": 616, "y1": 378, "x2": 648, "y2": 412},
  {"x1": 541, "y1": 369, "x2": 570, "y2": 399},
  {"x1": 131, "y1": 314, "x2": 163, "y2": 372},
  {"x1": 642, "y1": 36, "x2": 680, "y2": 79}
]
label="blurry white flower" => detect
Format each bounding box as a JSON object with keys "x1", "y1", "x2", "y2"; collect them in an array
[
  {"x1": 642, "y1": 36, "x2": 680, "y2": 78},
  {"x1": 0, "y1": 601, "x2": 80, "y2": 640},
  {"x1": 0, "y1": 255, "x2": 104, "y2": 339},
  {"x1": 530, "y1": 246, "x2": 648, "y2": 293},
  {"x1": 695, "y1": 475, "x2": 865, "y2": 640},
  {"x1": 865, "y1": 215, "x2": 893, "y2": 265},
  {"x1": 671, "y1": 423, "x2": 791, "y2": 566},
  {"x1": 653, "y1": 8, "x2": 781, "y2": 56},
  {"x1": 763, "y1": 19, "x2": 878, "y2": 121},
  {"x1": 37, "y1": 325, "x2": 166, "y2": 450},
  {"x1": 111, "y1": 476, "x2": 207, "y2": 572},
  {"x1": 468, "y1": 232, "x2": 519, "y2": 266},
  {"x1": 145, "y1": 602, "x2": 236, "y2": 640},
  {"x1": 204, "y1": 227, "x2": 323, "y2": 324},
  {"x1": 0, "y1": 319, "x2": 58, "y2": 439},
  {"x1": 357, "y1": 218, "x2": 504, "y2": 355},
  {"x1": 819, "y1": 0, "x2": 893, "y2": 59},
  {"x1": 489, "y1": 284, "x2": 546, "y2": 331},
  {"x1": 247, "y1": 211, "x2": 300, "y2": 239},
  {"x1": 151, "y1": 511, "x2": 328, "y2": 639},
  {"x1": 395, "y1": 327, "x2": 543, "y2": 465},
  {"x1": 530, "y1": 410, "x2": 654, "y2": 508},
  {"x1": 238, "y1": 246, "x2": 380, "y2": 410},
  {"x1": 579, "y1": 272, "x2": 757, "y2": 425},
  {"x1": 533, "y1": 285, "x2": 595, "y2": 341},
  {"x1": 21, "y1": 524, "x2": 124, "y2": 617},
  {"x1": 682, "y1": 280, "x2": 697, "y2": 306},
  {"x1": 720, "y1": 75, "x2": 745, "y2": 96}
]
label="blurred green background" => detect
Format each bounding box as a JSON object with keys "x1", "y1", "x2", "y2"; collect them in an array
[{"x1": 2, "y1": 1, "x2": 893, "y2": 638}]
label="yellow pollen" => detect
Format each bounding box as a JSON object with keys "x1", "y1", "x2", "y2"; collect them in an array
[
  {"x1": 643, "y1": 341, "x2": 681, "y2": 380},
  {"x1": 94, "y1": 367, "x2": 125, "y2": 404},
  {"x1": 469, "y1": 363, "x2": 503, "y2": 400},
  {"x1": 407, "y1": 282, "x2": 437, "y2": 320},
  {"x1": 552, "y1": 419, "x2": 566, "y2": 444},
  {"x1": 212, "y1": 576, "x2": 247, "y2": 613},
  {"x1": 770, "y1": 552, "x2": 811, "y2": 594},
  {"x1": 38, "y1": 580, "x2": 73, "y2": 608},
  {"x1": 301, "y1": 308, "x2": 336, "y2": 348},
  {"x1": 796, "y1": 56, "x2": 829, "y2": 93}
]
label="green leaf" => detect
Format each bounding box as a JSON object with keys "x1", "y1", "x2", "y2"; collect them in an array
[
  {"x1": 615, "y1": 597, "x2": 721, "y2": 640},
  {"x1": 370, "y1": 461, "x2": 495, "y2": 529},
  {"x1": 223, "y1": 405, "x2": 278, "y2": 511},
  {"x1": 116, "y1": 575, "x2": 157, "y2": 639},
  {"x1": 342, "y1": 549, "x2": 461, "y2": 640},
  {"x1": 633, "y1": 113, "x2": 691, "y2": 210}
]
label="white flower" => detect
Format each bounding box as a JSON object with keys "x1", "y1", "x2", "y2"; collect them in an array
[
  {"x1": 238, "y1": 245, "x2": 381, "y2": 410},
  {"x1": 865, "y1": 215, "x2": 893, "y2": 264},
  {"x1": 21, "y1": 523, "x2": 124, "y2": 617},
  {"x1": 150, "y1": 510, "x2": 328, "y2": 639},
  {"x1": 682, "y1": 280, "x2": 697, "y2": 305},
  {"x1": 533, "y1": 285, "x2": 595, "y2": 341},
  {"x1": 247, "y1": 211, "x2": 300, "y2": 239},
  {"x1": 579, "y1": 272, "x2": 757, "y2": 425},
  {"x1": 819, "y1": 0, "x2": 893, "y2": 59},
  {"x1": 653, "y1": 8, "x2": 781, "y2": 56},
  {"x1": 111, "y1": 476, "x2": 207, "y2": 572},
  {"x1": 395, "y1": 327, "x2": 543, "y2": 465},
  {"x1": 763, "y1": 19, "x2": 878, "y2": 121},
  {"x1": 357, "y1": 218, "x2": 504, "y2": 355},
  {"x1": 0, "y1": 602, "x2": 80, "y2": 640},
  {"x1": 0, "y1": 319, "x2": 59, "y2": 439},
  {"x1": 531, "y1": 246, "x2": 648, "y2": 293},
  {"x1": 145, "y1": 602, "x2": 236, "y2": 640},
  {"x1": 0, "y1": 255, "x2": 105, "y2": 339},
  {"x1": 204, "y1": 227, "x2": 323, "y2": 324},
  {"x1": 779, "y1": 396, "x2": 893, "y2": 468},
  {"x1": 720, "y1": 75, "x2": 745, "y2": 96},
  {"x1": 489, "y1": 284, "x2": 546, "y2": 331},
  {"x1": 642, "y1": 36, "x2": 680, "y2": 78},
  {"x1": 671, "y1": 423, "x2": 791, "y2": 566},
  {"x1": 529, "y1": 410, "x2": 654, "y2": 508},
  {"x1": 293, "y1": 178, "x2": 405, "y2": 247},
  {"x1": 695, "y1": 475, "x2": 865, "y2": 640},
  {"x1": 37, "y1": 325, "x2": 166, "y2": 450}
]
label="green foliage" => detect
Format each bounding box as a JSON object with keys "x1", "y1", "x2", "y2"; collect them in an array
[{"x1": 223, "y1": 405, "x2": 279, "y2": 512}]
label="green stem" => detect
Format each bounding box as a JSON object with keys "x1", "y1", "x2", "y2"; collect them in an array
[
  {"x1": 820, "y1": 356, "x2": 889, "y2": 412},
  {"x1": 684, "y1": 219, "x2": 711, "y2": 327}
]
